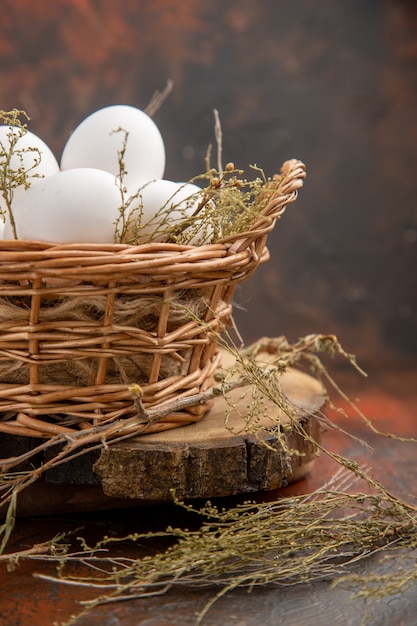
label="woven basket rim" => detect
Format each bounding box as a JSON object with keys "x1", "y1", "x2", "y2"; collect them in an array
[{"x1": 0, "y1": 158, "x2": 306, "y2": 255}]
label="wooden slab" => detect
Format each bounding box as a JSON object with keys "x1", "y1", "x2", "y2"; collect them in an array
[
  {"x1": 1, "y1": 355, "x2": 326, "y2": 516},
  {"x1": 94, "y1": 367, "x2": 326, "y2": 501}
]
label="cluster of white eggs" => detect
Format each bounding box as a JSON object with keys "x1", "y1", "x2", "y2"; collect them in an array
[{"x1": 0, "y1": 105, "x2": 204, "y2": 244}]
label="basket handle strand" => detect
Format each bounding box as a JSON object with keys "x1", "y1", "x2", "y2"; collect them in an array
[{"x1": 221, "y1": 158, "x2": 306, "y2": 254}]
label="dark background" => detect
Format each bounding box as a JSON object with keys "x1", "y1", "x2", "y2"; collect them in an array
[{"x1": 1, "y1": 0, "x2": 416, "y2": 372}]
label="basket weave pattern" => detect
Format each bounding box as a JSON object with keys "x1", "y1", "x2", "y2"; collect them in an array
[{"x1": 0, "y1": 159, "x2": 305, "y2": 438}]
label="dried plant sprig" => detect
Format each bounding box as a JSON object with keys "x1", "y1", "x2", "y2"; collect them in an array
[
  {"x1": 0, "y1": 530, "x2": 71, "y2": 570},
  {"x1": 111, "y1": 126, "x2": 134, "y2": 243},
  {"x1": 213, "y1": 108, "x2": 223, "y2": 174},
  {"x1": 113, "y1": 104, "x2": 293, "y2": 247},
  {"x1": 333, "y1": 549, "x2": 417, "y2": 601},
  {"x1": 144, "y1": 78, "x2": 174, "y2": 118},
  {"x1": 24, "y1": 468, "x2": 417, "y2": 626},
  {"x1": 0, "y1": 109, "x2": 43, "y2": 239},
  {"x1": 0, "y1": 105, "x2": 294, "y2": 249}
]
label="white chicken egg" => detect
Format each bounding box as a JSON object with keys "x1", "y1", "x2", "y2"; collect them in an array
[
  {"x1": 124, "y1": 179, "x2": 204, "y2": 243},
  {"x1": 4, "y1": 168, "x2": 121, "y2": 243},
  {"x1": 0, "y1": 126, "x2": 60, "y2": 215},
  {"x1": 60, "y1": 105, "x2": 165, "y2": 187}
]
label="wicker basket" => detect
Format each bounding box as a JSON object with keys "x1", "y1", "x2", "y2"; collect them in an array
[{"x1": 0, "y1": 159, "x2": 305, "y2": 439}]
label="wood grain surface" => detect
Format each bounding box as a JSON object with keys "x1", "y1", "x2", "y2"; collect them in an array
[{"x1": 94, "y1": 367, "x2": 325, "y2": 500}]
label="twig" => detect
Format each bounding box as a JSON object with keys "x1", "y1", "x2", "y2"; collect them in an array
[
  {"x1": 213, "y1": 108, "x2": 223, "y2": 174},
  {"x1": 0, "y1": 541, "x2": 58, "y2": 562},
  {"x1": 144, "y1": 79, "x2": 174, "y2": 117},
  {"x1": 128, "y1": 384, "x2": 148, "y2": 423}
]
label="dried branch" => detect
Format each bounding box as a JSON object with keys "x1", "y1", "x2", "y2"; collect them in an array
[
  {"x1": 144, "y1": 79, "x2": 174, "y2": 117},
  {"x1": 18, "y1": 469, "x2": 417, "y2": 626},
  {"x1": 213, "y1": 108, "x2": 223, "y2": 174}
]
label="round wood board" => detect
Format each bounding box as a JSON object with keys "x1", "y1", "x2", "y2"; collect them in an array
[
  {"x1": 1, "y1": 351, "x2": 326, "y2": 516},
  {"x1": 94, "y1": 356, "x2": 326, "y2": 502}
]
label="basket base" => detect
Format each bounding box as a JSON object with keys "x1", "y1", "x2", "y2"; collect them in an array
[{"x1": 1, "y1": 354, "x2": 325, "y2": 516}]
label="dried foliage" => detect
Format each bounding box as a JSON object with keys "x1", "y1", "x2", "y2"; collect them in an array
[
  {"x1": 4, "y1": 467, "x2": 417, "y2": 626},
  {"x1": 0, "y1": 109, "x2": 43, "y2": 238}
]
